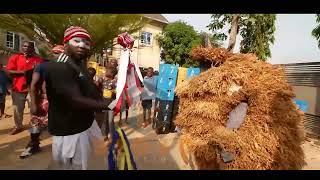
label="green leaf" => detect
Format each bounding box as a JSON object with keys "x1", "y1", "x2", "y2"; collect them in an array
[
  {"x1": 0, "y1": 14, "x2": 144, "y2": 54},
  {"x1": 157, "y1": 21, "x2": 201, "y2": 67},
  {"x1": 208, "y1": 14, "x2": 277, "y2": 60}
]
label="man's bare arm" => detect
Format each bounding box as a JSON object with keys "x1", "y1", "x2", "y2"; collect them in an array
[
  {"x1": 6, "y1": 70, "x2": 25, "y2": 76},
  {"x1": 30, "y1": 72, "x2": 41, "y2": 115}
]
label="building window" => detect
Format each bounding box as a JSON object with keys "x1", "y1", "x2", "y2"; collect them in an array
[
  {"x1": 141, "y1": 32, "x2": 152, "y2": 45},
  {"x1": 6, "y1": 32, "x2": 14, "y2": 49},
  {"x1": 6, "y1": 32, "x2": 21, "y2": 52},
  {"x1": 14, "y1": 34, "x2": 21, "y2": 52}
]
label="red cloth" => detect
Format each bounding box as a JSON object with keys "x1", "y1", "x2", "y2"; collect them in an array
[
  {"x1": 63, "y1": 26, "x2": 91, "y2": 43},
  {"x1": 6, "y1": 53, "x2": 43, "y2": 93},
  {"x1": 31, "y1": 97, "x2": 48, "y2": 128},
  {"x1": 117, "y1": 32, "x2": 134, "y2": 49}
]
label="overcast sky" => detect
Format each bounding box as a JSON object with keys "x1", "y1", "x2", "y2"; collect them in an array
[{"x1": 163, "y1": 14, "x2": 320, "y2": 64}]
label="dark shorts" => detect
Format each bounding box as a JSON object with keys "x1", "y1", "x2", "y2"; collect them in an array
[{"x1": 142, "y1": 100, "x2": 152, "y2": 109}]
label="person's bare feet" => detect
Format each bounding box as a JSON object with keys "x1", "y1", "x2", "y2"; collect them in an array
[{"x1": 10, "y1": 128, "x2": 23, "y2": 135}]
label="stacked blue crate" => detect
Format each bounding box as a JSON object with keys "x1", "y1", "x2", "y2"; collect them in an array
[
  {"x1": 156, "y1": 64, "x2": 178, "y2": 101},
  {"x1": 186, "y1": 67, "x2": 201, "y2": 79},
  {"x1": 294, "y1": 99, "x2": 309, "y2": 113},
  {"x1": 155, "y1": 64, "x2": 178, "y2": 134}
]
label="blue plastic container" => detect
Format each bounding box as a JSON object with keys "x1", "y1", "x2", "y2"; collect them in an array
[
  {"x1": 159, "y1": 64, "x2": 178, "y2": 78},
  {"x1": 186, "y1": 68, "x2": 201, "y2": 79},
  {"x1": 157, "y1": 76, "x2": 177, "y2": 89},
  {"x1": 294, "y1": 99, "x2": 309, "y2": 112},
  {"x1": 156, "y1": 88, "x2": 175, "y2": 101}
]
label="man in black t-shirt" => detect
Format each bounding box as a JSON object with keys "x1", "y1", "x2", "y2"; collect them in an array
[{"x1": 45, "y1": 26, "x2": 112, "y2": 170}]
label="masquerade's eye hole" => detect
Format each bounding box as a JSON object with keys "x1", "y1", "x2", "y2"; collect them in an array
[{"x1": 74, "y1": 39, "x2": 80, "y2": 43}]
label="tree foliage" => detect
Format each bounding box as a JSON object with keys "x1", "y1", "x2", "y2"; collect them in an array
[
  {"x1": 207, "y1": 14, "x2": 276, "y2": 60},
  {"x1": 158, "y1": 21, "x2": 206, "y2": 67},
  {"x1": 312, "y1": 14, "x2": 320, "y2": 48},
  {"x1": 0, "y1": 14, "x2": 145, "y2": 53},
  {"x1": 198, "y1": 31, "x2": 222, "y2": 48},
  {"x1": 157, "y1": 21, "x2": 201, "y2": 67}
]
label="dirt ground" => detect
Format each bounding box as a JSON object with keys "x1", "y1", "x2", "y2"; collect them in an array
[{"x1": 0, "y1": 96, "x2": 319, "y2": 170}]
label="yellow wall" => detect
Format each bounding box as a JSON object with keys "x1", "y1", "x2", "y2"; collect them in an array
[{"x1": 111, "y1": 21, "x2": 165, "y2": 71}]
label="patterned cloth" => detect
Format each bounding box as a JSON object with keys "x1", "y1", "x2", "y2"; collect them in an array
[
  {"x1": 63, "y1": 26, "x2": 91, "y2": 43},
  {"x1": 117, "y1": 32, "x2": 134, "y2": 49},
  {"x1": 29, "y1": 96, "x2": 48, "y2": 133}
]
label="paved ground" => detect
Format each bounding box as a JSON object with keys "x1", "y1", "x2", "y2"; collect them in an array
[{"x1": 0, "y1": 96, "x2": 319, "y2": 170}]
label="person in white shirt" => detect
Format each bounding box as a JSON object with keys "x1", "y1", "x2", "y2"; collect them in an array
[{"x1": 140, "y1": 67, "x2": 157, "y2": 128}]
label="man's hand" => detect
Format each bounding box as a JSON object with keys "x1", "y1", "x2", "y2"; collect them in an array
[
  {"x1": 94, "y1": 134, "x2": 112, "y2": 156},
  {"x1": 30, "y1": 104, "x2": 38, "y2": 115}
]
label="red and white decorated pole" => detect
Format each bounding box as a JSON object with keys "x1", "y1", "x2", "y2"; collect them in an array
[{"x1": 108, "y1": 32, "x2": 144, "y2": 115}]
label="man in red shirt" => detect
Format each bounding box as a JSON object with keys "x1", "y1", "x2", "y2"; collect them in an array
[{"x1": 6, "y1": 41, "x2": 43, "y2": 135}]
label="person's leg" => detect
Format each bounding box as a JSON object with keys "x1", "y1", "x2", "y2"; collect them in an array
[
  {"x1": 108, "y1": 110, "x2": 115, "y2": 141},
  {"x1": 125, "y1": 110, "x2": 129, "y2": 124},
  {"x1": 143, "y1": 108, "x2": 147, "y2": 122},
  {"x1": 104, "y1": 111, "x2": 109, "y2": 139},
  {"x1": 11, "y1": 92, "x2": 27, "y2": 133},
  {"x1": 20, "y1": 118, "x2": 42, "y2": 159},
  {"x1": 118, "y1": 111, "x2": 122, "y2": 126},
  {"x1": 147, "y1": 108, "x2": 151, "y2": 124},
  {"x1": 146, "y1": 100, "x2": 152, "y2": 124},
  {"x1": 153, "y1": 99, "x2": 157, "y2": 119},
  {"x1": 2, "y1": 96, "x2": 12, "y2": 118},
  {"x1": 0, "y1": 103, "x2": 4, "y2": 118}
]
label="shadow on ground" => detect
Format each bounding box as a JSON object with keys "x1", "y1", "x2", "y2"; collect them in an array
[{"x1": 0, "y1": 130, "x2": 52, "y2": 170}]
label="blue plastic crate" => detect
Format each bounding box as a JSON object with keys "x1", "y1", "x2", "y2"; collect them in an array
[
  {"x1": 294, "y1": 99, "x2": 309, "y2": 112},
  {"x1": 165, "y1": 66, "x2": 178, "y2": 77},
  {"x1": 159, "y1": 64, "x2": 178, "y2": 78},
  {"x1": 159, "y1": 64, "x2": 168, "y2": 75},
  {"x1": 186, "y1": 68, "x2": 201, "y2": 79},
  {"x1": 156, "y1": 88, "x2": 175, "y2": 101},
  {"x1": 157, "y1": 76, "x2": 177, "y2": 89}
]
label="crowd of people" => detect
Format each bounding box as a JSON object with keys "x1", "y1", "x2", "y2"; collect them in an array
[{"x1": 0, "y1": 26, "x2": 159, "y2": 169}]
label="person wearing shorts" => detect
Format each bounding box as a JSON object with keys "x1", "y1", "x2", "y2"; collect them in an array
[{"x1": 141, "y1": 67, "x2": 157, "y2": 128}]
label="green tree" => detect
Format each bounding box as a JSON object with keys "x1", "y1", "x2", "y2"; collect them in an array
[
  {"x1": 312, "y1": 14, "x2": 320, "y2": 48},
  {"x1": 0, "y1": 14, "x2": 145, "y2": 54},
  {"x1": 198, "y1": 31, "x2": 222, "y2": 48},
  {"x1": 157, "y1": 21, "x2": 201, "y2": 67},
  {"x1": 207, "y1": 14, "x2": 276, "y2": 60}
]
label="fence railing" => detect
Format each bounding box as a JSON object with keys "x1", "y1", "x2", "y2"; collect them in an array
[
  {"x1": 282, "y1": 62, "x2": 320, "y2": 87},
  {"x1": 282, "y1": 62, "x2": 320, "y2": 138}
]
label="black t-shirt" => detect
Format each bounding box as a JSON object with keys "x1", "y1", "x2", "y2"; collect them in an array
[{"x1": 44, "y1": 61, "x2": 101, "y2": 136}]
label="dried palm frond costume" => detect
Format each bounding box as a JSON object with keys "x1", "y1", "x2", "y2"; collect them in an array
[{"x1": 176, "y1": 47, "x2": 306, "y2": 170}]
